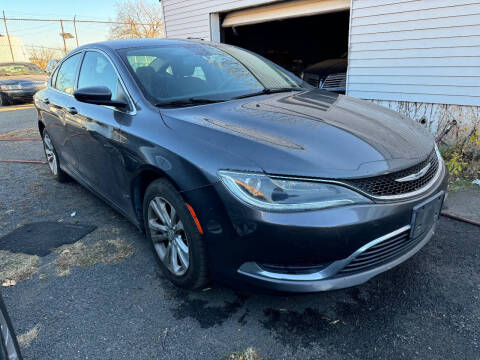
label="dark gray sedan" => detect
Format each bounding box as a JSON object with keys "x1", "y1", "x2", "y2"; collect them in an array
[
  {"x1": 34, "y1": 39, "x2": 447, "y2": 292},
  {"x1": 0, "y1": 295, "x2": 22, "y2": 360}
]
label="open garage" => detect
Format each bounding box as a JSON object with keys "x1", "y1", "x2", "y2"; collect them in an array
[{"x1": 220, "y1": 1, "x2": 350, "y2": 79}]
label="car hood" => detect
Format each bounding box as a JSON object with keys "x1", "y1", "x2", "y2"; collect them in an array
[
  {"x1": 0, "y1": 74, "x2": 48, "y2": 84},
  {"x1": 161, "y1": 90, "x2": 434, "y2": 179}
]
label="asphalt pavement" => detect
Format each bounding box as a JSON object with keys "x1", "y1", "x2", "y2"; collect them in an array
[{"x1": 0, "y1": 106, "x2": 479, "y2": 359}]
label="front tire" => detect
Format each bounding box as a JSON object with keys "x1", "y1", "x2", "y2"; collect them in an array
[
  {"x1": 0, "y1": 93, "x2": 10, "y2": 107},
  {"x1": 41, "y1": 128, "x2": 69, "y2": 183},
  {"x1": 143, "y1": 179, "x2": 209, "y2": 290}
]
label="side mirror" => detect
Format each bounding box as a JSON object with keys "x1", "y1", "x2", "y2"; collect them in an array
[{"x1": 73, "y1": 86, "x2": 127, "y2": 108}]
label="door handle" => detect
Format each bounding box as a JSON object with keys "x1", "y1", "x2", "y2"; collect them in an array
[{"x1": 68, "y1": 107, "x2": 78, "y2": 115}]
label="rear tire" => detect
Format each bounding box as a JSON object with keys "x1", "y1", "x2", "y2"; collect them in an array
[
  {"x1": 41, "y1": 128, "x2": 69, "y2": 183},
  {"x1": 143, "y1": 178, "x2": 209, "y2": 290}
]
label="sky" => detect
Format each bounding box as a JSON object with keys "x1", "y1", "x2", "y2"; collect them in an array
[{"x1": 1, "y1": 0, "x2": 161, "y2": 56}]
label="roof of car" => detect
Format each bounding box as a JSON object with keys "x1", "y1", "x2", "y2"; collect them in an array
[{"x1": 77, "y1": 38, "x2": 211, "y2": 51}]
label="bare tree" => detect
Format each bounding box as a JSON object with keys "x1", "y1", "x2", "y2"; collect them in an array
[
  {"x1": 109, "y1": 0, "x2": 164, "y2": 39},
  {"x1": 28, "y1": 47, "x2": 60, "y2": 70}
]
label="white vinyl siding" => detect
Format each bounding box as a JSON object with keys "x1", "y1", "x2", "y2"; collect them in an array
[
  {"x1": 162, "y1": 0, "x2": 280, "y2": 40},
  {"x1": 347, "y1": 0, "x2": 480, "y2": 106}
]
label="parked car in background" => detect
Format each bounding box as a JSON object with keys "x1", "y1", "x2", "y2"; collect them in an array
[
  {"x1": 0, "y1": 294, "x2": 22, "y2": 360},
  {"x1": 0, "y1": 62, "x2": 48, "y2": 106},
  {"x1": 35, "y1": 39, "x2": 447, "y2": 293},
  {"x1": 302, "y1": 54, "x2": 347, "y2": 94},
  {"x1": 45, "y1": 59, "x2": 60, "y2": 75}
]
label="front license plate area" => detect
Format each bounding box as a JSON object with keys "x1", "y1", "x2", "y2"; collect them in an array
[{"x1": 411, "y1": 191, "x2": 444, "y2": 239}]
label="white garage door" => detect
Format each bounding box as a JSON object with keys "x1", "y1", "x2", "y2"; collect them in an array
[{"x1": 222, "y1": 0, "x2": 350, "y2": 28}]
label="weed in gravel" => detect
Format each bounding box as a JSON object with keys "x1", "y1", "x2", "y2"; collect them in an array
[
  {"x1": 54, "y1": 239, "x2": 134, "y2": 276},
  {"x1": 0, "y1": 250, "x2": 40, "y2": 286}
]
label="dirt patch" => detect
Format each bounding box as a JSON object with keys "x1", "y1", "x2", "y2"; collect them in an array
[
  {"x1": 0, "y1": 250, "x2": 39, "y2": 286},
  {"x1": 0, "y1": 127, "x2": 39, "y2": 138},
  {"x1": 29, "y1": 181, "x2": 48, "y2": 198},
  {"x1": 18, "y1": 324, "x2": 41, "y2": 348},
  {"x1": 228, "y1": 348, "x2": 262, "y2": 360},
  {"x1": 55, "y1": 239, "x2": 134, "y2": 276}
]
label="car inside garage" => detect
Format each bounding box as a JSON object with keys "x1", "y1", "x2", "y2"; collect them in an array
[{"x1": 220, "y1": 0, "x2": 350, "y2": 91}]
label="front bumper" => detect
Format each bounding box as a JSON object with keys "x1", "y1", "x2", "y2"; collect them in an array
[
  {"x1": 237, "y1": 222, "x2": 436, "y2": 292},
  {"x1": 182, "y1": 160, "x2": 448, "y2": 293},
  {"x1": 2, "y1": 88, "x2": 44, "y2": 102}
]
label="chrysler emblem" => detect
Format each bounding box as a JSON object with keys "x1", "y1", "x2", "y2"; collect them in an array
[{"x1": 395, "y1": 163, "x2": 431, "y2": 182}]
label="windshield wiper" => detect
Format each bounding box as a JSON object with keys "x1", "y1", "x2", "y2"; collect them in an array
[
  {"x1": 155, "y1": 97, "x2": 226, "y2": 107},
  {"x1": 232, "y1": 87, "x2": 305, "y2": 100}
]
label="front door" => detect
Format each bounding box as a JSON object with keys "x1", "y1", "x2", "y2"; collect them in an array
[{"x1": 66, "y1": 50, "x2": 133, "y2": 209}]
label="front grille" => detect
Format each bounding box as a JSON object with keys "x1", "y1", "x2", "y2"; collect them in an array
[
  {"x1": 321, "y1": 73, "x2": 346, "y2": 89},
  {"x1": 345, "y1": 150, "x2": 439, "y2": 197},
  {"x1": 337, "y1": 228, "x2": 418, "y2": 276}
]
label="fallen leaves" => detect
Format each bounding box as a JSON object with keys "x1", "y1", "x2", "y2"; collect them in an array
[
  {"x1": 55, "y1": 239, "x2": 134, "y2": 277},
  {"x1": 17, "y1": 324, "x2": 41, "y2": 348},
  {"x1": 0, "y1": 250, "x2": 40, "y2": 287}
]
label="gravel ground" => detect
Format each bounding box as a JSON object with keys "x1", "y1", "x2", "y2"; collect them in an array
[{"x1": 0, "y1": 107, "x2": 479, "y2": 360}]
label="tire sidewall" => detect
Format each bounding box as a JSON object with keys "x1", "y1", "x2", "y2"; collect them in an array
[
  {"x1": 41, "y1": 128, "x2": 68, "y2": 183},
  {"x1": 143, "y1": 179, "x2": 208, "y2": 289}
]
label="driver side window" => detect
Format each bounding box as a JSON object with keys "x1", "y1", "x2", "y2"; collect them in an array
[{"x1": 78, "y1": 51, "x2": 122, "y2": 101}]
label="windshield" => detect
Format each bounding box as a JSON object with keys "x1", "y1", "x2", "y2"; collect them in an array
[
  {"x1": 119, "y1": 43, "x2": 310, "y2": 106},
  {"x1": 0, "y1": 63, "x2": 44, "y2": 76}
]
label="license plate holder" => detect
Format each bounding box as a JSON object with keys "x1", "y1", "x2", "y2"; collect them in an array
[{"x1": 410, "y1": 191, "x2": 444, "y2": 239}]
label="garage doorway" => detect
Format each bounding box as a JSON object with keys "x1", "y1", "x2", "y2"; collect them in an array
[{"x1": 221, "y1": 2, "x2": 350, "y2": 80}]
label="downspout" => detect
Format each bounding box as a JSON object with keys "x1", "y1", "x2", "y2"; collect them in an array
[
  {"x1": 345, "y1": 0, "x2": 354, "y2": 96},
  {"x1": 159, "y1": 0, "x2": 168, "y2": 38}
]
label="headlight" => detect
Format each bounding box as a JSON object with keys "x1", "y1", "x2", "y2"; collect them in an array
[
  {"x1": 0, "y1": 84, "x2": 21, "y2": 90},
  {"x1": 218, "y1": 170, "x2": 372, "y2": 212}
]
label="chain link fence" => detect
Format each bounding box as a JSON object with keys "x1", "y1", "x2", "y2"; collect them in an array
[{"x1": 1, "y1": 12, "x2": 163, "y2": 69}]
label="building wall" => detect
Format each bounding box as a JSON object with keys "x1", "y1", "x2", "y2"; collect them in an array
[
  {"x1": 371, "y1": 100, "x2": 479, "y2": 139},
  {"x1": 0, "y1": 35, "x2": 28, "y2": 62},
  {"x1": 347, "y1": 0, "x2": 480, "y2": 107},
  {"x1": 161, "y1": 0, "x2": 279, "y2": 40}
]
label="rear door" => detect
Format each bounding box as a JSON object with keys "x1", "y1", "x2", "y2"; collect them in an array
[
  {"x1": 42, "y1": 52, "x2": 83, "y2": 169},
  {"x1": 67, "y1": 50, "x2": 134, "y2": 208}
]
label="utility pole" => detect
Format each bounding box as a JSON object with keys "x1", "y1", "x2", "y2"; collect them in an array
[
  {"x1": 59, "y1": 19, "x2": 67, "y2": 54},
  {"x1": 73, "y1": 15, "x2": 79, "y2": 47},
  {"x1": 2, "y1": 11, "x2": 15, "y2": 62}
]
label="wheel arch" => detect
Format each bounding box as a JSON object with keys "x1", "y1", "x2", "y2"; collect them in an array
[
  {"x1": 130, "y1": 165, "x2": 180, "y2": 230},
  {"x1": 38, "y1": 119, "x2": 45, "y2": 137}
]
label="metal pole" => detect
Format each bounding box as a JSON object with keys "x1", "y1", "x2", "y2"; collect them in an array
[
  {"x1": 73, "y1": 15, "x2": 79, "y2": 47},
  {"x1": 60, "y1": 19, "x2": 67, "y2": 54},
  {"x1": 2, "y1": 11, "x2": 15, "y2": 62}
]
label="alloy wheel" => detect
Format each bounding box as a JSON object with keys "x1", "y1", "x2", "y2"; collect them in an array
[
  {"x1": 148, "y1": 196, "x2": 190, "y2": 276},
  {"x1": 43, "y1": 133, "x2": 58, "y2": 175}
]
